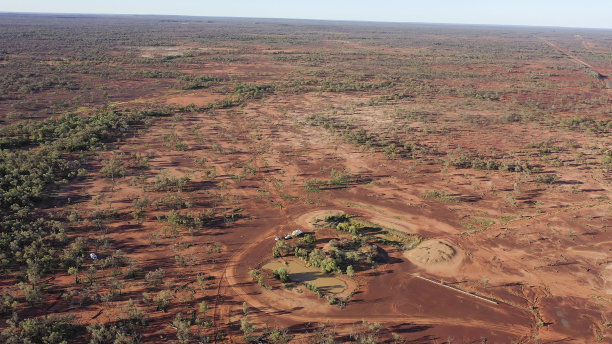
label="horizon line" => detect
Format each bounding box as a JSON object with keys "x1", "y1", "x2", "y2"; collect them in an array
[{"x1": 2, "y1": 11, "x2": 612, "y2": 31}]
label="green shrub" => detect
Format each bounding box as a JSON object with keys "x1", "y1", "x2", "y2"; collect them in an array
[
  {"x1": 535, "y1": 173, "x2": 558, "y2": 184},
  {"x1": 145, "y1": 268, "x2": 165, "y2": 287},
  {"x1": 178, "y1": 74, "x2": 220, "y2": 90},
  {"x1": 153, "y1": 290, "x2": 172, "y2": 312},
  {"x1": 422, "y1": 190, "x2": 459, "y2": 204},
  {"x1": 1, "y1": 315, "x2": 80, "y2": 344},
  {"x1": 88, "y1": 322, "x2": 141, "y2": 344},
  {"x1": 0, "y1": 110, "x2": 155, "y2": 275},
  {"x1": 100, "y1": 154, "x2": 126, "y2": 180},
  {"x1": 272, "y1": 240, "x2": 292, "y2": 258},
  {"x1": 273, "y1": 268, "x2": 290, "y2": 283},
  {"x1": 234, "y1": 82, "x2": 274, "y2": 99}
]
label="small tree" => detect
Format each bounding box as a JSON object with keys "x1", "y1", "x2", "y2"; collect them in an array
[
  {"x1": 274, "y1": 268, "x2": 290, "y2": 283},
  {"x1": 153, "y1": 290, "x2": 172, "y2": 312},
  {"x1": 110, "y1": 275, "x2": 125, "y2": 296},
  {"x1": 145, "y1": 268, "x2": 165, "y2": 287},
  {"x1": 383, "y1": 143, "x2": 398, "y2": 159},
  {"x1": 199, "y1": 301, "x2": 209, "y2": 315},
  {"x1": 100, "y1": 153, "x2": 126, "y2": 182},
  {"x1": 268, "y1": 328, "x2": 291, "y2": 344},
  {"x1": 18, "y1": 282, "x2": 42, "y2": 306},
  {"x1": 297, "y1": 234, "x2": 317, "y2": 249},
  {"x1": 240, "y1": 316, "x2": 254, "y2": 341},
  {"x1": 272, "y1": 240, "x2": 292, "y2": 258},
  {"x1": 0, "y1": 289, "x2": 18, "y2": 316},
  {"x1": 4, "y1": 315, "x2": 78, "y2": 344},
  {"x1": 86, "y1": 266, "x2": 97, "y2": 285},
  {"x1": 482, "y1": 278, "x2": 489, "y2": 288},
  {"x1": 172, "y1": 312, "x2": 191, "y2": 344},
  {"x1": 68, "y1": 267, "x2": 79, "y2": 284}
]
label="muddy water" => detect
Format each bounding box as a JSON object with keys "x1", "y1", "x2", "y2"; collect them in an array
[{"x1": 263, "y1": 259, "x2": 347, "y2": 294}]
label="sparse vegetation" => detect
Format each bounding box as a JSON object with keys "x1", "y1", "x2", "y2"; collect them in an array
[
  {"x1": 422, "y1": 190, "x2": 460, "y2": 204},
  {"x1": 0, "y1": 13, "x2": 608, "y2": 343}
]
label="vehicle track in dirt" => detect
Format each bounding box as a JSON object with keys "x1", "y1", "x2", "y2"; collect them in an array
[
  {"x1": 539, "y1": 37, "x2": 612, "y2": 90},
  {"x1": 223, "y1": 220, "x2": 533, "y2": 338},
  {"x1": 212, "y1": 127, "x2": 294, "y2": 343}
]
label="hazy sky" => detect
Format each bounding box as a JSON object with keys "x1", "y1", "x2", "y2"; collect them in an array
[{"x1": 2, "y1": 1, "x2": 612, "y2": 29}]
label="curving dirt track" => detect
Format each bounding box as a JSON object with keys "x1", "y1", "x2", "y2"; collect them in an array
[
  {"x1": 8, "y1": 18, "x2": 611, "y2": 343},
  {"x1": 223, "y1": 207, "x2": 535, "y2": 341}
]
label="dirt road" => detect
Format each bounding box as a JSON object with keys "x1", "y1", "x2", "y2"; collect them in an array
[
  {"x1": 222, "y1": 213, "x2": 534, "y2": 340},
  {"x1": 539, "y1": 37, "x2": 612, "y2": 90}
]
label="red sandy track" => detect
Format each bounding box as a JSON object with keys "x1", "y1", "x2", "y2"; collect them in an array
[
  {"x1": 6, "y1": 20, "x2": 610, "y2": 343},
  {"x1": 540, "y1": 37, "x2": 612, "y2": 91},
  {"x1": 221, "y1": 209, "x2": 534, "y2": 341}
]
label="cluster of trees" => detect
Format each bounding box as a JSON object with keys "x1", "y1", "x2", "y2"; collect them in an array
[
  {"x1": 0, "y1": 111, "x2": 134, "y2": 150},
  {"x1": 0, "y1": 109, "x2": 159, "y2": 342},
  {"x1": 165, "y1": 209, "x2": 214, "y2": 233},
  {"x1": 1, "y1": 299, "x2": 149, "y2": 343},
  {"x1": 145, "y1": 171, "x2": 191, "y2": 192},
  {"x1": 305, "y1": 113, "x2": 423, "y2": 159},
  {"x1": 557, "y1": 115, "x2": 611, "y2": 134},
  {"x1": 177, "y1": 74, "x2": 221, "y2": 90},
  {"x1": 272, "y1": 231, "x2": 375, "y2": 275},
  {"x1": 304, "y1": 168, "x2": 358, "y2": 192},
  {"x1": 0, "y1": 110, "x2": 150, "y2": 272},
  {"x1": 324, "y1": 214, "x2": 423, "y2": 251},
  {"x1": 318, "y1": 77, "x2": 394, "y2": 93},
  {"x1": 1, "y1": 315, "x2": 80, "y2": 344},
  {"x1": 0, "y1": 65, "x2": 80, "y2": 101},
  {"x1": 446, "y1": 148, "x2": 534, "y2": 173},
  {"x1": 233, "y1": 82, "x2": 275, "y2": 100}
]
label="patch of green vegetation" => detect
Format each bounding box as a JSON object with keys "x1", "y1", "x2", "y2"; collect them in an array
[
  {"x1": 280, "y1": 192, "x2": 296, "y2": 201},
  {"x1": 377, "y1": 227, "x2": 424, "y2": 250},
  {"x1": 162, "y1": 132, "x2": 189, "y2": 151},
  {"x1": 601, "y1": 150, "x2": 612, "y2": 169},
  {"x1": 304, "y1": 168, "x2": 358, "y2": 192},
  {"x1": 233, "y1": 82, "x2": 275, "y2": 100},
  {"x1": 248, "y1": 269, "x2": 270, "y2": 289},
  {"x1": 146, "y1": 171, "x2": 191, "y2": 192},
  {"x1": 460, "y1": 88, "x2": 503, "y2": 101},
  {"x1": 535, "y1": 173, "x2": 558, "y2": 184},
  {"x1": 165, "y1": 209, "x2": 213, "y2": 233},
  {"x1": 178, "y1": 74, "x2": 221, "y2": 90},
  {"x1": 459, "y1": 217, "x2": 496, "y2": 235},
  {"x1": 0, "y1": 109, "x2": 154, "y2": 275},
  {"x1": 2, "y1": 314, "x2": 81, "y2": 343},
  {"x1": 324, "y1": 214, "x2": 423, "y2": 250},
  {"x1": 558, "y1": 116, "x2": 611, "y2": 134},
  {"x1": 422, "y1": 190, "x2": 460, "y2": 204},
  {"x1": 304, "y1": 113, "x2": 423, "y2": 158},
  {"x1": 446, "y1": 148, "x2": 533, "y2": 172}
]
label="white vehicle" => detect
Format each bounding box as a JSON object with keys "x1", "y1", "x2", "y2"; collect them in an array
[
  {"x1": 291, "y1": 229, "x2": 303, "y2": 237},
  {"x1": 90, "y1": 253, "x2": 98, "y2": 260},
  {"x1": 274, "y1": 236, "x2": 281, "y2": 241},
  {"x1": 284, "y1": 235, "x2": 292, "y2": 240}
]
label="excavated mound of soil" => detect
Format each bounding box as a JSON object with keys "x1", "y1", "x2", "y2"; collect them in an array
[{"x1": 405, "y1": 240, "x2": 456, "y2": 264}]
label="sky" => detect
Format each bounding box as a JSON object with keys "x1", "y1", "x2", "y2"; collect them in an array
[{"x1": 2, "y1": 1, "x2": 612, "y2": 30}]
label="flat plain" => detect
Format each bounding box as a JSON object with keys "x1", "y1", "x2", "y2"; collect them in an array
[{"x1": 0, "y1": 13, "x2": 610, "y2": 343}]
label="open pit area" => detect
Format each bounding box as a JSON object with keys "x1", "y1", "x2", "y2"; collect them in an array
[{"x1": 0, "y1": 13, "x2": 610, "y2": 343}]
